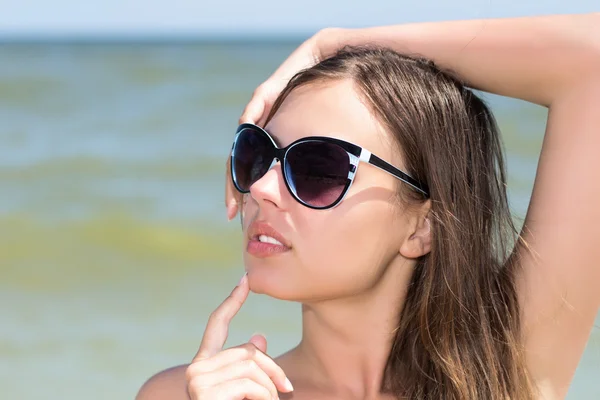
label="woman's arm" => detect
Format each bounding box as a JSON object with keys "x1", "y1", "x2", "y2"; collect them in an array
[
  {"x1": 318, "y1": 13, "x2": 600, "y2": 106},
  {"x1": 317, "y1": 14, "x2": 600, "y2": 398}
]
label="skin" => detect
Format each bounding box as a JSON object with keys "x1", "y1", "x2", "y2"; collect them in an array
[{"x1": 138, "y1": 13, "x2": 600, "y2": 400}]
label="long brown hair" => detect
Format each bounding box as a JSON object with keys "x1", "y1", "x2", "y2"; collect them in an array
[{"x1": 263, "y1": 46, "x2": 536, "y2": 399}]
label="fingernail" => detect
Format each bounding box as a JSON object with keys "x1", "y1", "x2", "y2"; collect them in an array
[
  {"x1": 283, "y1": 377, "x2": 294, "y2": 392},
  {"x1": 227, "y1": 203, "x2": 237, "y2": 221},
  {"x1": 237, "y1": 272, "x2": 248, "y2": 286}
]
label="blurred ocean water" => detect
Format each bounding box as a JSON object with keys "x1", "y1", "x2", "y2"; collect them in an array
[{"x1": 0, "y1": 41, "x2": 597, "y2": 399}]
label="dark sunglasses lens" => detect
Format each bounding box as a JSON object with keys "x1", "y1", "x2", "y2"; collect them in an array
[
  {"x1": 285, "y1": 141, "x2": 350, "y2": 208},
  {"x1": 232, "y1": 127, "x2": 274, "y2": 191}
]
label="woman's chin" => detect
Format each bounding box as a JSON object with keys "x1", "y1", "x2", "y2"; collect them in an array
[{"x1": 246, "y1": 268, "x2": 297, "y2": 300}]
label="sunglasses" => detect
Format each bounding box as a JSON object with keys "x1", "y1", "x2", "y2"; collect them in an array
[{"x1": 230, "y1": 123, "x2": 429, "y2": 210}]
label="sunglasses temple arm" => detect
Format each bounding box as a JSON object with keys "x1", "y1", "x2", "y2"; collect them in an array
[{"x1": 360, "y1": 150, "x2": 430, "y2": 197}]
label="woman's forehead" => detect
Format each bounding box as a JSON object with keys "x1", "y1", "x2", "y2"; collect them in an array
[{"x1": 265, "y1": 80, "x2": 395, "y2": 157}]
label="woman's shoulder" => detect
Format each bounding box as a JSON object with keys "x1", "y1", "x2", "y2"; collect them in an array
[{"x1": 135, "y1": 364, "x2": 189, "y2": 400}]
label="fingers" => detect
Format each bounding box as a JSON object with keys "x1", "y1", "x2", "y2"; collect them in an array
[
  {"x1": 187, "y1": 343, "x2": 292, "y2": 394},
  {"x1": 189, "y1": 377, "x2": 273, "y2": 400},
  {"x1": 225, "y1": 155, "x2": 239, "y2": 221},
  {"x1": 239, "y1": 89, "x2": 266, "y2": 125},
  {"x1": 229, "y1": 86, "x2": 272, "y2": 221},
  {"x1": 248, "y1": 333, "x2": 267, "y2": 353},
  {"x1": 232, "y1": 33, "x2": 326, "y2": 219},
  {"x1": 187, "y1": 275, "x2": 294, "y2": 400},
  {"x1": 189, "y1": 359, "x2": 278, "y2": 400},
  {"x1": 194, "y1": 274, "x2": 249, "y2": 361}
]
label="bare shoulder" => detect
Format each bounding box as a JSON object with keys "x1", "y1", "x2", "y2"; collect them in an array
[{"x1": 136, "y1": 364, "x2": 189, "y2": 400}]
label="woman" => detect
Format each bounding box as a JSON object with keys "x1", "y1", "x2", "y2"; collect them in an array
[{"x1": 138, "y1": 14, "x2": 600, "y2": 399}]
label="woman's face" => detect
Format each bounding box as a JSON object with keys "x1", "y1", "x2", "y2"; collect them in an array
[{"x1": 241, "y1": 79, "x2": 418, "y2": 302}]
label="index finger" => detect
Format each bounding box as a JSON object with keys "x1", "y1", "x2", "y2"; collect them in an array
[{"x1": 194, "y1": 273, "x2": 249, "y2": 361}]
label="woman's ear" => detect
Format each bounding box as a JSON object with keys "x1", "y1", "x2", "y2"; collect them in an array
[{"x1": 399, "y1": 205, "x2": 432, "y2": 259}]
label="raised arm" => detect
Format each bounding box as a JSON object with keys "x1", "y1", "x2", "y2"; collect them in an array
[{"x1": 319, "y1": 14, "x2": 600, "y2": 106}]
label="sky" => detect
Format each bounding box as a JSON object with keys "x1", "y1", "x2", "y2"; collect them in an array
[{"x1": 0, "y1": 0, "x2": 597, "y2": 38}]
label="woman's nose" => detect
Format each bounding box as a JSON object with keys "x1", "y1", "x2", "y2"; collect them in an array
[{"x1": 248, "y1": 159, "x2": 286, "y2": 209}]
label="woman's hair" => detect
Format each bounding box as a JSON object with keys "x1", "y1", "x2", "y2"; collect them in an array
[{"x1": 263, "y1": 46, "x2": 536, "y2": 399}]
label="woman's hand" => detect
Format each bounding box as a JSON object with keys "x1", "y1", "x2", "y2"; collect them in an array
[
  {"x1": 225, "y1": 30, "x2": 334, "y2": 220},
  {"x1": 238, "y1": 30, "x2": 331, "y2": 127},
  {"x1": 186, "y1": 274, "x2": 294, "y2": 399}
]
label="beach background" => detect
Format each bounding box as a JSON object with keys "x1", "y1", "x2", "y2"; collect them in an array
[{"x1": 1, "y1": 2, "x2": 599, "y2": 399}]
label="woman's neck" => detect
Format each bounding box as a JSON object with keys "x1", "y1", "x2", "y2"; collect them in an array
[{"x1": 293, "y1": 257, "x2": 413, "y2": 399}]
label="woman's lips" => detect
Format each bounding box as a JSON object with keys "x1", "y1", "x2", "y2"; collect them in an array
[
  {"x1": 246, "y1": 220, "x2": 291, "y2": 258},
  {"x1": 246, "y1": 238, "x2": 291, "y2": 258}
]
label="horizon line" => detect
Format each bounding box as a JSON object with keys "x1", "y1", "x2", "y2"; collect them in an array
[{"x1": 0, "y1": 30, "x2": 317, "y2": 44}]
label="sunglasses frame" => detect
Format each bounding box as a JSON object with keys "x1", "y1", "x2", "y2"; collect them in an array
[{"x1": 230, "y1": 123, "x2": 430, "y2": 210}]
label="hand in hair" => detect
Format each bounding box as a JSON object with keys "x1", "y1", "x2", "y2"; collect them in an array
[{"x1": 225, "y1": 32, "x2": 328, "y2": 221}]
